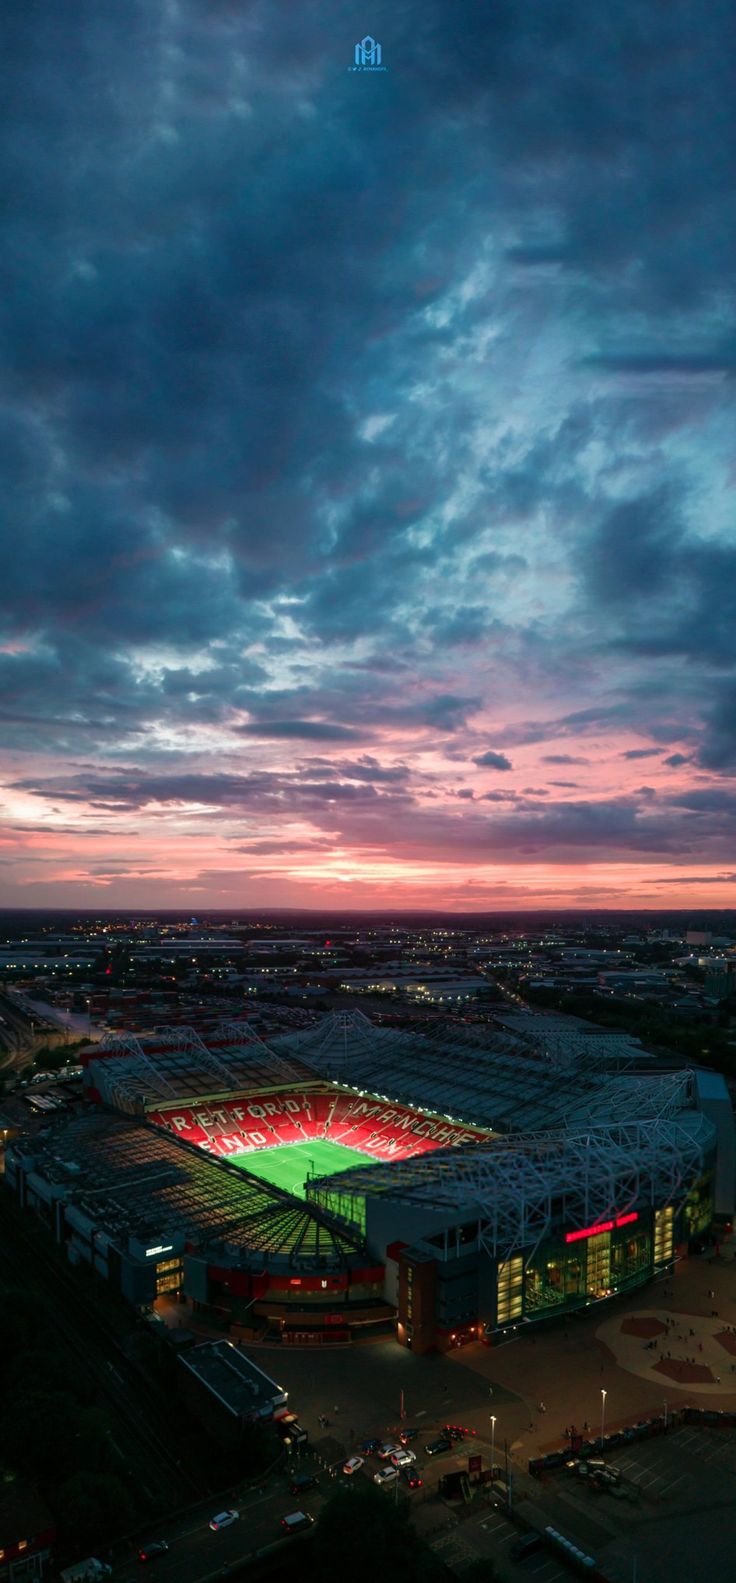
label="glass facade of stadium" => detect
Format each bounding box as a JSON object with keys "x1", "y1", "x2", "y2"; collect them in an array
[{"x1": 312, "y1": 1169, "x2": 715, "y2": 1354}]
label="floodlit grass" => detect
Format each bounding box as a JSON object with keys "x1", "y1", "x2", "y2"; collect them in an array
[{"x1": 229, "y1": 1137, "x2": 373, "y2": 1198}]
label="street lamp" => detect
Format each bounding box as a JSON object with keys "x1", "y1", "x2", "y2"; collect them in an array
[
  {"x1": 600, "y1": 1388, "x2": 607, "y2": 1445},
  {"x1": 490, "y1": 1415, "x2": 496, "y2": 1484}
]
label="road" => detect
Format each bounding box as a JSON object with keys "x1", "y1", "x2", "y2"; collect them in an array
[
  {"x1": 111, "y1": 1423, "x2": 482, "y2": 1582},
  {"x1": 112, "y1": 1468, "x2": 322, "y2": 1582}
]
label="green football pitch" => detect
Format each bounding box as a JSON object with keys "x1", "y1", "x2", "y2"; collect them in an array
[{"x1": 230, "y1": 1138, "x2": 373, "y2": 1198}]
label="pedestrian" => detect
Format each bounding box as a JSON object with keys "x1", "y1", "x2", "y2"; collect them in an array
[
  {"x1": 333, "y1": 1404, "x2": 339, "y2": 1414},
  {"x1": 715, "y1": 1375, "x2": 721, "y2": 1384},
  {"x1": 582, "y1": 1420, "x2": 589, "y2": 1434}
]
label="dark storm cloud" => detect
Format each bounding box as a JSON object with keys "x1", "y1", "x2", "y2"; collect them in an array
[
  {"x1": 11, "y1": 766, "x2": 415, "y2": 816},
  {"x1": 1, "y1": 0, "x2": 736, "y2": 899},
  {"x1": 697, "y1": 683, "x2": 736, "y2": 771},
  {"x1": 578, "y1": 488, "x2": 736, "y2": 671},
  {"x1": 652, "y1": 873, "x2": 736, "y2": 885},
  {"x1": 542, "y1": 755, "x2": 589, "y2": 765},
  {"x1": 0, "y1": 638, "x2": 267, "y2": 752},
  {"x1": 332, "y1": 758, "x2": 411, "y2": 785},
  {"x1": 473, "y1": 751, "x2": 513, "y2": 771},
  {"x1": 298, "y1": 795, "x2": 734, "y2": 864},
  {"x1": 621, "y1": 749, "x2": 663, "y2": 761},
  {"x1": 10, "y1": 762, "x2": 736, "y2": 871},
  {"x1": 665, "y1": 789, "x2": 736, "y2": 815},
  {"x1": 237, "y1": 720, "x2": 368, "y2": 742}
]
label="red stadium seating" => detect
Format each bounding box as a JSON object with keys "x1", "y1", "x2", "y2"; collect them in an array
[{"x1": 148, "y1": 1088, "x2": 489, "y2": 1165}]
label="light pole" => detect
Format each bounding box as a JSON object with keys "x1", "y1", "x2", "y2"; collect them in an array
[
  {"x1": 600, "y1": 1388, "x2": 607, "y2": 1445},
  {"x1": 490, "y1": 1415, "x2": 496, "y2": 1484}
]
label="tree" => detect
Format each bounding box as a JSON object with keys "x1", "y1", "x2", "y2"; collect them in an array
[
  {"x1": 56, "y1": 1472, "x2": 135, "y2": 1547},
  {"x1": 311, "y1": 1484, "x2": 429, "y2": 1583}
]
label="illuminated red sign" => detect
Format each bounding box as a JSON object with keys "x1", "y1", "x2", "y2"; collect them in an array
[{"x1": 565, "y1": 1211, "x2": 638, "y2": 1244}]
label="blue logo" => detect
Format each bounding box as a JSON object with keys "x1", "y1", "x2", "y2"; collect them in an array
[{"x1": 349, "y1": 35, "x2": 388, "y2": 72}]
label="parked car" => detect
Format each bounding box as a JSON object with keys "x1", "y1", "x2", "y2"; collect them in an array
[
  {"x1": 390, "y1": 1449, "x2": 417, "y2": 1468},
  {"x1": 209, "y1": 1511, "x2": 239, "y2": 1531},
  {"x1": 373, "y1": 1466, "x2": 399, "y2": 1486},
  {"x1": 138, "y1": 1544, "x2": 169, "y2": 1563},
  {"x1": 425, "y1": 1437, "x2": 452, "y2": 1456},
  {"x1": 377, "y1": 1442, "x2": 402, "y2": 1461},
  {"x1": 590, "y1": 1467, "x2": 622, "y2": 1491},
  {"x1": 443, "y1": 1425, "x2": 469, "y2": 1441},
  {"x1": 398, "y1": 1428, "x2": 419, "y2": 1445},
  {"x1": 342, "y1": 1456, "x2": 364, "y2": 1476},
  {"x1": 402, "y1": 1469, "x2": 423, "y2": 1489},
  {"x1": 360, "y1": 1437, "x2": 382, "y2": 1455},
  {"x1": 280, "y1": 1512, "x2": 315, "y2": 1535}
]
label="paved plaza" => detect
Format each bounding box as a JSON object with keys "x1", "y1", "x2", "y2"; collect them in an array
[{"x1": 152, "y1": 1241, "x2": 736, "y2": 1583}]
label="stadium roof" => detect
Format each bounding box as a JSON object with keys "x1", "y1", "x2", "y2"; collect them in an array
[
  {"x1": 71, "y1": 1011, "x2": 718, "y2": 1271},
  {"x1": 87, "y1": 1022, "x2": 311, "y2": 1113},
  {"x1": 10, "y1": 1112, "x2": 368, "y2": 1270},
  {"x1": 309, "y1": 1111, "x2": 716, "y2": 1262},
  {"x1": 271, "y1": 1011, "x2": 686, "y2": 1134}
]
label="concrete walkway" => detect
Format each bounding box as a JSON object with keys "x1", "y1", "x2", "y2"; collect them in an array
[
  {"x1": 443, "y1": 1240, "x2": 736, "y2": 1460},
  {"x1": 597, "y1": 1305, "x2": 736, "y2": 1393}
]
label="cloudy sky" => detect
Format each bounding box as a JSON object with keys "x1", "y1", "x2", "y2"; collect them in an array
[{"x1": 1, "y1": 0, "x2": 735, "y2": 911}]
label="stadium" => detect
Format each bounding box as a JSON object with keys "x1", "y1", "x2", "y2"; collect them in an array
[{"x1": 5, "y1": 1011, "x2": 734, "y2": 1352}]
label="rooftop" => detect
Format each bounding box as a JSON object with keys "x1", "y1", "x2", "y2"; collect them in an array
[
  {"x1": 84, "y1": 1021, "x2": 311, "y2": 1112},
  {"x1": 271, "y1": 1011, "x2": 670, "y2": 1134},
  {"x1": 178, "y1": 1340, "x2": 286, "y2": 1419},
  {"x1": 8, "y1": 1113, "x2": 368, "y2": 1270}
]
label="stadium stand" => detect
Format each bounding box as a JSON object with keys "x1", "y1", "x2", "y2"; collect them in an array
[{"x1": 147, "y1": 1088, "x2": 491, "y2": 1163}]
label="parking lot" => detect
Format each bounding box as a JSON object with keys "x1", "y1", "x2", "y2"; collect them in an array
[
  {"x1": 535, "y1": 1425, "x2": 736, "y2": 1583},
  {"x1": 474, "y1": 1507, "x2": 569, "y2": 1582}
]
